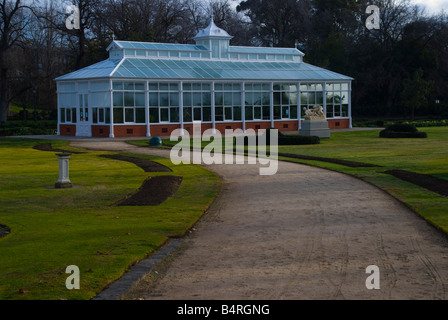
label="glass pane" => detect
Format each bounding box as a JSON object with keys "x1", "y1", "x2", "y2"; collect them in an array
[
  {"x1": 113, "y1": 82, "x2": 123, "y2": 90},
  {"x1": 300, "y1": 92, "x2": 308, "y2": 104},
  {"x1": 124, "y1": 92, "x2": 134, "y2": 107},
  {"x1": 170, "y1": 93, "x2": 179, "y2": 106},
  {"x1": 92, "y1": 107, "x2": 98, "y2": 123},
  {"x1": 309, "y1": 92, "x2": 316, "y2": 104},
  {"x1": 113, "y1": 108, "x2": 124, "y2": 123},
  {"x1": 170, "y1": 107, "x2": 179, "y2": 122},
  {"x1": 135, "y1": 108, "x2": 145, "y2": 123},
  {"x1": 282, "y1": 106, "x2": 289, "y2": 119},
  {"x1": 99, "y1": 108, "x2": 104, "y2": 122},
  {"x1": 124, "y1": 82, "x2": 134, "y2": 90},
  {"x1": 233, "y1": 92, "x2": 241, "y2": 106},
  {"x1": 105, "y1": 108, "x2": 110, "y2": 124},
  {"x1": 60, "y1": 108, "x2": 65, "y2": 123},
  {"x1": 215, "y1": 92, "x2": 223, "y2": 106},
  {"x1": 149, "y1": 93, "x2": 158, "y2": 107},
  {"x1": 225, "y1": 107, "x2": 233, "y2": 120},
  {"x1": 342, "y1": 104, "x2": 348, "y2": 117},
  {"x1": 135, "y1": 92, "x2": 145, "y2": 106},
  {"x1": 193, "y1": 93, "x2": 201, "y2": 106},
  {"x1": 262, "y1": 92, "x2": 270, "y2": 106},
  {"x1": 224, "y1": 92, "x2": 232, "y2": 106},
  {"x1": 183, "y1": 92, "x2": 192, "y2": 107},
  {"x1": 263, "y1": 106, "x2": 270, "y2": 120},
  {"x1": 202, "y1": 92, "x2": 211, "y2": 106},
  {"x1": 149, "y1": 83, "x2": 158, "y2": 91},
  {"x1": 160, "y1": 108, "x2": 169, "y2": 122},
  {"x1": 135, "y1": 82, "x2": 145, "y2": 91},
  {"x1": 254, "y1": 106, "x2": 262, "y2": 120},
  {"x1": 203, "y1": 107, "x2": 211, "y2": 122},
  {"x1": 72, "y1": 108, "x2": 77, "y2": 123},
  {"x1": 125, "y1": 108, "x2": 134, "y2": 122},
  {"x1": 113, "y1": 92, "x2": 123, "y2": 107},
  {"x1": 193, "y1": 107, "x2": 202, "y2": 121},
  {"x1": 274, "y1": 92, "x2": 281, "y2": 105},
  {"x1": 245, "y1": 106, "x2": 253, "y2": 120},
  {"x1": 183, "y1": 107, "x2": 192, "y2": 122},
  {"x1": 159, "y1": 83, "x2": 169, "y2": 91},
  {"x1": 150, "y1": 108, "x2": 159, "y2": 123},
  {"x1": 233, "y1": 106, "x2": 241, "y2": 121},
  {"x1": 274, "y1": 106, "x2": 281, "y2": 120},
  {"x1": 160, "y1": 93, "x2": 169, "y2": 106},
  {"x1": 215, "y1": 107, "x2": 223, "y2": 121},
  {"x1": 290, "y1": 106, "x2": 298, "y2": 119}
]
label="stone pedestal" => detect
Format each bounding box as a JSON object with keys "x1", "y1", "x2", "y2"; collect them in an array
[
  {"x1": 300, "y1": 120, "x2": 331, "y2": 138},
  {"x1": 55, "y1": 153, "x2": 72, "y2": 189}
]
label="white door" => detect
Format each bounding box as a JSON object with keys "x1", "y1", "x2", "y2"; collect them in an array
[{"x1": 77, "y1": 93, "x2": 91, "y2": 137}]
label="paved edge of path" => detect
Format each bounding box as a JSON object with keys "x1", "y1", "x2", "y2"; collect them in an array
[{"x1": 93, "y1": 239, "x2": 183, "y2": 300}]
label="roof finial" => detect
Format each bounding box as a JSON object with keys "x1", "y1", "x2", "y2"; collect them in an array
[{"x1": 211, "y1": 13, "x2": 214, "y2": 24}]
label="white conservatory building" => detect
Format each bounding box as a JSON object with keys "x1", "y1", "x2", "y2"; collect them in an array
[{"x1": 55, "y1": 19, "x2": 353, "y2": 138}]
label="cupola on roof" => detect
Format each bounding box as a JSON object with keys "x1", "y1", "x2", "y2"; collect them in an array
[{"x1": 193, "y1": 17, "x2": 233, "y2": 40}]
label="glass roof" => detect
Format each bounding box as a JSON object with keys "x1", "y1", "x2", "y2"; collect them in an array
[
  {"x1": 114, "y1": 41, "x2": 208, "y2": 52},
  {"x1": 56, "y1": 58, "x2": 353, "y2": 81},
  {"x1": 229, "y1": 46, "x2": 303, "y2": 56},
  {"x1": 55, "y1": 59, "x2": 121, "y2": 81}
]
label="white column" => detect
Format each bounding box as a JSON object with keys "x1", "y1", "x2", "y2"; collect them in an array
[
  {"x1": 179, "y1": 81, "x2": 184, "y2": 135},
  {"x1": 270, "y1": 82, "x2": 274, "y2": 128},
  {"x1": 241, "y1": 82, "x2": 246, "y2": 132},
  {"x1": 75, "y1": 82, "x2": 80, "y2": 137},
  {"x1": 56, "y1": 89, "x2": 61, "y2": 135},
  {"x1": 109, "y1": 80, "x2": 115, "y2": 138},
  {"x1": 297, "y1": 82, "x2": 301, "y2": 130},
  {"x1": 55, "y1": 153, "x2": 72, "y2": 189},
  {"x1": 146, "y1": 81, "x2": 151, "y2": 137},
  {"x1": 211, "y1": 81, "x2": 216, "y2": 134},
  {"x1": 322, "y1": 82, "x2": 327, "y2": 117},
  {"x1": 348, "y1": 81, "x2": 353, "y2": 128}
]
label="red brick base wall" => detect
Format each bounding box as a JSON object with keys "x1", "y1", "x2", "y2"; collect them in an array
[
  {"x1": 91, "y1": 125, "x2": 110, "y2": 138},
  {"x1": 113, "y1": 125, "x2": 147, "y2": 137},
  {"x1": 61, "y1": 119, "x2": 351, "y2": 137},
  {"x1": 59, "y1": 124, "x2": 76, "y2": 136},
  {"x1": 327, "y1": 119, "x2": 350, "y2": 129}
]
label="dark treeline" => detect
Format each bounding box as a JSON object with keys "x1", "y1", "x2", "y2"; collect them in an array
[{"x1": 1, "y1": 0, "x2": 447, "y2": 123}]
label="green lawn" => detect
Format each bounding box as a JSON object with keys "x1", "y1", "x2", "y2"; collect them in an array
[{"x1": 0, "y1": 138, "x2": 220, "y2": 300}]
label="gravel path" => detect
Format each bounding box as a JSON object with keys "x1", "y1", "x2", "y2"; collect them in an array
[{"x1": 72, "y1": 141, "x2": 448, "y2": 300}]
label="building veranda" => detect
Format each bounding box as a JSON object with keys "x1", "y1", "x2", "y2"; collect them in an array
[{"x1": 56, "y1": 19, "x2": 353, "y2": 138}]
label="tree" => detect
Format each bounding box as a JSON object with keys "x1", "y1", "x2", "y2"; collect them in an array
[
  {"x1": 0, "y1": 0, "x2": 34, "y2": 123},
  {"x1": 400, "y1": 68, "x2": 434, "y2": 120}
]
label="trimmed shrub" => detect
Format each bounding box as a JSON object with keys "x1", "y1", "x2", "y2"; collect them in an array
[
  {"x1": 380, "y1": 123, "x2": 427, "y2": 138},
  {"x1": 384, "y1": 123, "x2": 418, "y2": 133}
]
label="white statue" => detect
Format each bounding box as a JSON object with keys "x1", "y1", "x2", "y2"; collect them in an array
[{"x1": 304, "y1": 105, "x2": 326, "y2": 121}]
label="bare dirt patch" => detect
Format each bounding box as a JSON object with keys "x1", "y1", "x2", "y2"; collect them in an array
[
  {"x1": 33, "y1": 143, "x2": 85, "y2": 154},
  {"x1": 99, "y1": 154, "x2": 171, "y2": 173},
  {"x1": 115, "y1": 176, "x2": 182, "y2": 206},
  {"x1": 385, "y1": 169, "x2": 448, "y2": 198}
]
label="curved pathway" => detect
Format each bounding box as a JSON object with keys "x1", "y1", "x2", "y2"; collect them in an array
[{"x1": 72, "y1": 141, "x2": 448, "y2": 300}]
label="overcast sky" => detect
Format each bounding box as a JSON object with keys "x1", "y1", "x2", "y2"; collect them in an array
[{"x1": 410, "y1": 0, "x2": 448, "y2": 14}]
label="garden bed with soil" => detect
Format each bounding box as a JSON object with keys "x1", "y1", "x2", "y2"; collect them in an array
[
  {"x1": 385, "y1": 170, "x2": 448, "y2": 198},
  {"x1": 115, "y1": 175, "x2": 182, "y2": 206}
]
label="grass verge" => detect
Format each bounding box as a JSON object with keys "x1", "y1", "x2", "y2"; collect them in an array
[{"x1": 0, "y1": 138, "x2": 220, "y2": 300}]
